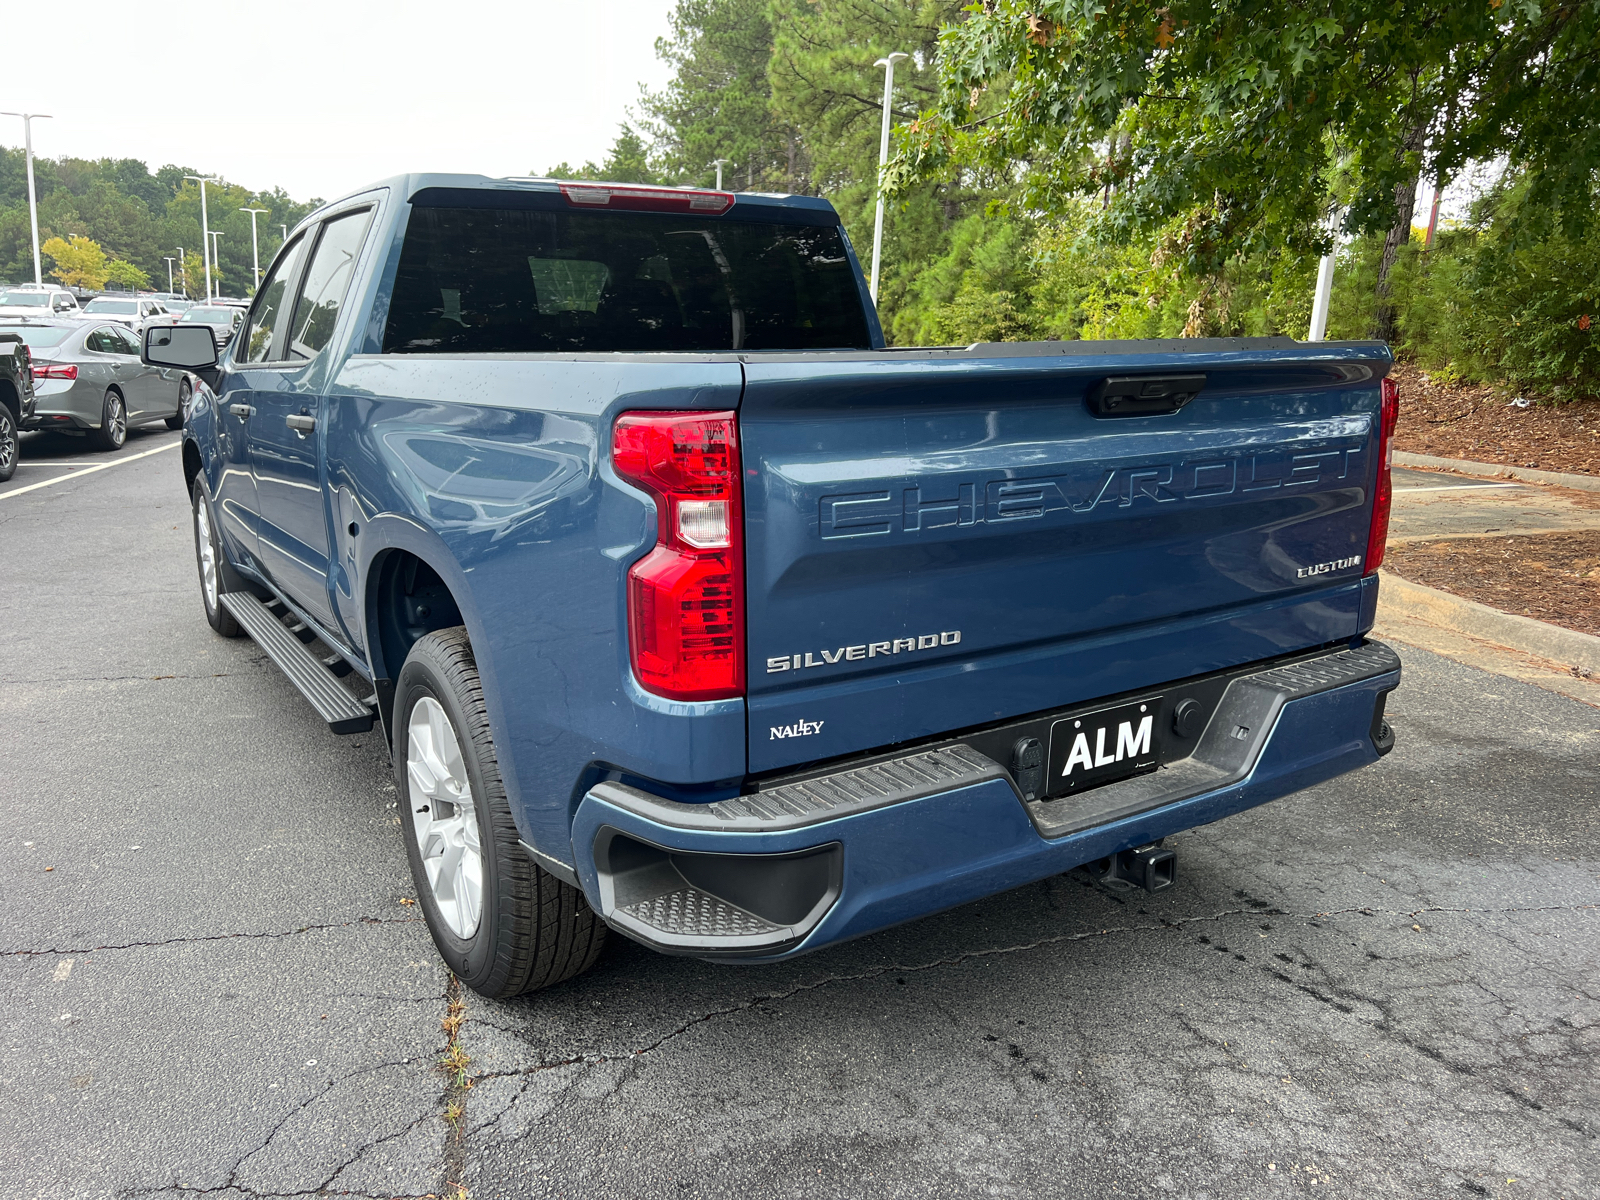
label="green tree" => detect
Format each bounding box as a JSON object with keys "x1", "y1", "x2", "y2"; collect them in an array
[
  {"x1": 894, "y1": 0, "x2": 1600, "y2": 342},
  {"x1": 105, "y1": 258, "x2": 151, "y2": 290},
  {"x1": 43, "y1": 234, "x2": 110, "y2": 289},
  {"x1": 545, "y1": 124, "x2": 660, "y2": 183},
  {"x1": 641, "y1": 0, "x2": 791, "y2": 189}
]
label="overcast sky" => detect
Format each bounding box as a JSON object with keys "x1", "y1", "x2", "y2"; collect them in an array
[{"x1": 1, "y1": 0, "x2": 677, "y2": 202}]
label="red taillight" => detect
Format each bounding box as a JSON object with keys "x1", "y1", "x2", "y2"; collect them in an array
[
  {"x1": 613, "y1": 411, "x2": 744, "y2": 700},
  {"x1": 33, "y1": 362, "x2": 77, "y2": 381},
  {"x1": 560, "y1": 182, "x2": 734, "y2": 215},
  {"x1": 1364, "y1": 377, "x2": 1400, "y2": 576}
]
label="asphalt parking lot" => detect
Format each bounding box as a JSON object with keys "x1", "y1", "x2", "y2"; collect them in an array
[{"x1": 3, "y1": 437, "x2": 1597, "y2": 1200}]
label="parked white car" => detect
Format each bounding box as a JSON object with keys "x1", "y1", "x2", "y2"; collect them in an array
[
  {"x1": 0, "y1": 285, "x2": 79, "y2": 318},
  {"x1": 78, "y1": 295, "x2": 171, "y2": 333}
]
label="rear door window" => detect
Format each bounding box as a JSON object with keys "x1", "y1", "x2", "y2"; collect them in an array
[
  {"x1": 287, "y1": 208, "x2": 375, "y2": 361},
  {"x1": 382, "y1": 204, "x2": 872, "y2": 354}
]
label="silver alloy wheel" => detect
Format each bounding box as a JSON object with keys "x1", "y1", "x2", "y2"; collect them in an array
[
  {"x1": 0, "y1": 411, "x2": 14, "y2": 474},
  {"x1": 105, "y1": 393, "x2": 126, "y2": 446},
  {"x1": 195, "y1": 493, "x2": 218, "y2": 611},
  {"x1": 407, "y1": 696, "x2": 484, "y2": 938}
]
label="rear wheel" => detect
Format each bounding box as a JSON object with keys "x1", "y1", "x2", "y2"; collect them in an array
[
  {"x1": 89, "y1": 389, "x2": 126, "y2": 452},
  {"x1": 0, "y1": 405, "x2": 16, "y2": 482},
  {"x1": 164, "y1": 378, "x2": 191, "y2": 431},
  {"x1": 193, "y1": 484, "x2": 242, "y2": 637},
  {"x1": 396, "y1": 628, "x2": 606, "y2": 998}
]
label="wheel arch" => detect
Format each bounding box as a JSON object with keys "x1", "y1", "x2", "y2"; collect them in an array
[
  {"x1": 0, "y1": 377, "x2": 18, "y2": 422},
  {"x1": 181, "y1": 437, "x2": 203, "y2": 496}
]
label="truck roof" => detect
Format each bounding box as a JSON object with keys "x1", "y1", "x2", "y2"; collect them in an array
[{"x1": 299, "y1": 173, "x2": 840, "y2": 236}]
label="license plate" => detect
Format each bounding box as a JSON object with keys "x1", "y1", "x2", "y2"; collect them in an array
[{"x1": 1046, "y1": 697, "x2": 1162, "y2": 797}]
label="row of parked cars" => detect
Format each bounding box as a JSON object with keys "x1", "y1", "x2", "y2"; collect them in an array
[{"x1": 0, "y1": 284, "x2": 248, "y2": 479}]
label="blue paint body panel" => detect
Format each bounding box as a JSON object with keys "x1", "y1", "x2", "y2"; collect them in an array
[{"x1": 178, "y1": 172, "x2": 1397, "y2": 945}]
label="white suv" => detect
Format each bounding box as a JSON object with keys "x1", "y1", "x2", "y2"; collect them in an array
[{"x1": 0, "y1": 285, "x2": 79, "y2": 318}]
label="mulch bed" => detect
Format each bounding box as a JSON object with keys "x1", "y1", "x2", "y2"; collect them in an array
[
  {"x1": 1385, "y1": 530, "x2": 1600, "y2": 637},
  {"x1": 1389, "y1": 362, "x2": 1600, "y2": 478}
]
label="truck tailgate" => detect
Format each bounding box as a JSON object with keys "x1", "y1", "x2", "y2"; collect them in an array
[{"x1": 739, "y1": 343, "x2": 1389, "y2": 773}]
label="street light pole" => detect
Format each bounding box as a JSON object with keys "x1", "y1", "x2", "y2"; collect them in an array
[
  {"x1": 184, "y1": 176, "x2": 219, "y2": 299},
  {"x1": 1307, "y1": 208, "x2": 1341, "y2": 342},
  {"x1": 711, "y1": 158, "x2": 732, "y2": 191},
  {"x1": 869, "y1": 53, "x2": 909, "y2": 304},
  {"x1": 1, "y1": 112, "x2": 53, "y2": 285},
  {"x1": 164, "y1": 257, "x2": 175, "y2": 292},
  {"x1": 177, "y1": 247, "x2": 186, "y2": 297},
  {"x1": 240, "y1": 207, "x2": 268, "y2": 290},
  {"x1": 208, "y1": 231, "x2": 224, "y2": 296}
]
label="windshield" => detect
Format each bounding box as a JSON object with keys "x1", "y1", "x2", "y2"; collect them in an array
[
  {"x1": 0, "y1": 292, "x2": 50, "y2": 307},
  {"x1": 3, "y1": 325, "x2": 75, "y2": 347},
  {"x1": 383, "y1": 204, "x2": 872, "y2": 353},
  {"x1": 84, "y1": 299, "x2": 139, "y2": 314},
  {"x1": 182, "y1": 308, "x2": 231, "y2": 321}
]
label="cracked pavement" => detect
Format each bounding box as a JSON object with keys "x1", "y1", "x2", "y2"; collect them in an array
[{"x1": 4, "y1": 434, "x2": 1598, "y2": 1199}]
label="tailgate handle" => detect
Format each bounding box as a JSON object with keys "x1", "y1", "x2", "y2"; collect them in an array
[{"x1": 1086, "y1": 374, "x2": 1206, "y2": 418}]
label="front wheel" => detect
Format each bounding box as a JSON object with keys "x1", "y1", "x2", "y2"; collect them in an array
[
  {"x1": 396, "y1": 628, "x2": 606, "y2": 999},
  {"x1": 164, "y1": 378, "x2": 190, "y2": 431},
  {"x1": 89, "y1": 389, "x2": 126, "y2": 452},
  {"x1": 0, "y1": 404, "x2": 16, "y2": 482},
  {"x1": 193, "y1": 484, "x2": 242, "y2": 637}
]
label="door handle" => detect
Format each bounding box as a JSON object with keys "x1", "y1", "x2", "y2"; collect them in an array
[
  {"x1": 286, "y1": 413, "x2": 316, "y2": 433},
  {"x1": 229, "y1": 403, "x2": 253, "y2": 418}
]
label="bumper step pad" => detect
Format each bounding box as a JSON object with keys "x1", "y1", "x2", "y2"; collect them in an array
[
  {"x1": 620, "y1": 888, "x2": 784, "y2": 940},
  {"x1": 219, "y1": 592, "x2": 374, "y2": 735}
]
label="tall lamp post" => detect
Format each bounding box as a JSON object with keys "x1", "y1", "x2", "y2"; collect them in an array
[
  {"x1": 869, "y1": 53, "x2": 909, "y2": 304},
  {"x1": 710, "y1": 158, "x2": 733, "y2": 191},
  {"x1": 208, "y1": 231, "x2": 224, "y2": 296},
  {"x1": 1307, "y1": 208, "x2": 1341, "y2": 342},
  {"x1": 184, "y1": 175, "x2": 220, "y2": 300},
  {"x1": 240, "y1": 207, "x2": 269, "y2": 291},
  {"x1": 164, "y1": 256, "x2": 176, "y2": 292},
  {"x1": 1, "y1": 112, "x2": 52, "y2": 285}
]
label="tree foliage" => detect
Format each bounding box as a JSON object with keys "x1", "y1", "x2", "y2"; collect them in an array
[
  {"x1": 892, "y1": 0, "x2": 1600, "y2": 288},
  {"x1": 0, "y1": 149, "x2": 320, "y2": 295}
]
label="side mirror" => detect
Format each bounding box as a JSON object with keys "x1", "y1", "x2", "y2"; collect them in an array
[{"x1": 145, "y1": 324, "x2": 219, "y2": 370}]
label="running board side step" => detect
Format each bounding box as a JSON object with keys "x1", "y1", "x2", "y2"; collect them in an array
[{"x1": 218, "y1": 591, "x2": 375, "y2": 734}]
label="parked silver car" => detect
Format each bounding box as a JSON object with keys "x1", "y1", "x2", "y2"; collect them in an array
[
  {"x1": 79, "y1": 296, "x2": 171, "y2": 333},
  {"x1": 6, "y1": 319, "x2": 188, "y2": 451}
]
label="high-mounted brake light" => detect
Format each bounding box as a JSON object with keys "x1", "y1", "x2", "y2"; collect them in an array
[
  {"x1": 1364, "y1": 377, "x2": 1400, "y2": 576},
  {"x1": 32, "y1": 362, "x2": 77, "y2": 381},
  {"x1": 612, "y1": 411, "x2": 744, "y2": 700},
  {"x1": 559, "y1": 182, "x2": 735, "y2": 216}
]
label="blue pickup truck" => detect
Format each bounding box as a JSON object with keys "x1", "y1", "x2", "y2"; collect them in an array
[{"x1": 145, "y1": 175, "x2": 1402, "y2": 999}]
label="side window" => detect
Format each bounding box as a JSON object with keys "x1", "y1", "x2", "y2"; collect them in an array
[
  {"x1": 111, "y1": 327, "x2": 141, "y2": 355},
  {"x1": 287, "y1": 208, "x2": 374, "y2": 361},
  {"x1": 85, "y1": 328, "x2": 117, "y2": 353},
  {"x1": 240, "y1": 235, "x2": 307, "y2": 363}
]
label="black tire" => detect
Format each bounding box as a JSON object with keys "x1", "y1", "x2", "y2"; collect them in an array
[
  {"x1": 193, "y1": 484, "x2": 243, "y2": 637},
  {"x1": 89, "y1": 389, "x2": 127, "y2": 452},
  {"x1": 164, "y1": 378, "x2": 190, "y2": 431},
  {"x1": 0, "y1": 404, "x2": 16, "y2": 483},
  {"x1": 395, "y1": 628, "x2": 606, "y2": 999}
]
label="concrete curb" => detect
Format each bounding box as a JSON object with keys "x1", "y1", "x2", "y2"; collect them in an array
[
  {"x1": 1394, "y1": 450, "x2": 1600, "y2": 493},
  {"x1": 1378, "y1": 572, "x2": 1600, "y2": 673}
]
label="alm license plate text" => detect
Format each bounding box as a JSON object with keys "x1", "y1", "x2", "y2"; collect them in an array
[{"x1": 1046, "y1": 697, "x2": 1162, "y2": 797}]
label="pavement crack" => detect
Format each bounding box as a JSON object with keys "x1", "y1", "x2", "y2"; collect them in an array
[{"x1": 2, "y1": 916, "x2": 420, "y2": 958}]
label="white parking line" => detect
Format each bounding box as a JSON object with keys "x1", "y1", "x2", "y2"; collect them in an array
[
  {"x1": 1393, "y1": 482, "x2": 1522, "y2": 493},
  {"x1": 0, "y1": 439, "x2": 182, "y2": 500}
]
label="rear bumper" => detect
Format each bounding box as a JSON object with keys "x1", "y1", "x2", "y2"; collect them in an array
[{"x1": 571, "y1": 641, "x2": 1401, "y2": 960}]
